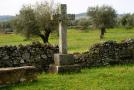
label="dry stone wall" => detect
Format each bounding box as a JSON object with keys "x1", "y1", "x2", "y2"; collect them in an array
[
  {"x1": 0, "y1": 42, "x2": 59, "y2": 71},
  {"x1": 1, "y1": 39, "x2": 134, "y2": 71},
  {"x1": 74, "y1": 39, "x2": 134, "y2": 68}
]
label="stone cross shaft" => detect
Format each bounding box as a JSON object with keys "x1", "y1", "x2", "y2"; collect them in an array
[{"x1": 53, "y1": 4, "x2": 75, "y2": 54}]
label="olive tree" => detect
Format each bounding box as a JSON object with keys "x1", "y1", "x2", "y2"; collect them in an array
[
  {"x1": 87, "y1": 5, "x2": 117, "y2": 39},
  {"x1": 34, "y1": 2, "x2": 58, "y2": 43},
  {"x1": 13, "y1": 2, "x2": 58, "y2": 43},
  {"x1": 14, "y1": 5, "x2": 38, "y2": 40}
]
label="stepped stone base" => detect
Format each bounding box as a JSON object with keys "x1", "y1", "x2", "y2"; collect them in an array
[
  {"x1": 54, "y1": 54, "x2": 75, "y2": 65},
  {"x1": 49, "y1": 53, "x2": 81, "y2": 73},
  {"x1": 49, "y1": 64, "x2": 81, "y2": 73}
]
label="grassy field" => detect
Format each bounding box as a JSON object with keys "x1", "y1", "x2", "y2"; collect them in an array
[
  {"x1": 1, "y1": 28, "x2": 134, "y2": 90},
  {"x1": 2, "y1": 65, "x2": 134, "y2": 90},
  {"x1": 0, "y1": 28, "x2": 134, "y2": 53}
]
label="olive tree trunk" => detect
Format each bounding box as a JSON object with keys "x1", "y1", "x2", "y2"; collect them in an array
[
  {"x1": 39, "y1": 30, "x2": 51, "y2": 43},
  {"x1": 100, "y1": 27, "x2": 106, "y2": 39}
]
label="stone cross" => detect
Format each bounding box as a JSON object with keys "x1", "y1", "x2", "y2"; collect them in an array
[
  {"x1": 52, "y1": 4, "x2": 75, "y2": 54},
  {"x1": 49, "y1": 4, "x2": 81, "y2": 73}
]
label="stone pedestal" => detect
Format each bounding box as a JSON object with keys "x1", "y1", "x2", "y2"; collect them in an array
[
  {"x1": 49, "y1": 54, "x2": 81, "y2": 73},
  {"x1": 54, "y1": 54, "x2": 75, "y2": 65}
]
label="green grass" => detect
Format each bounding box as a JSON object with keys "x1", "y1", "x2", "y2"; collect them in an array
[
  {"x1": 1, "y1": 28, "x2": 134, "y2": 90},
  {"x1": 2, "y1": 65, "x2": 134, "y2": 90},
  {"x1": 1, "y1": 28, "x2": 134, "y2": 52},
  {"x1": 0, "y1": 34, "x2": 32, "y2": 46},
  {"x1": 67, "y1": 28, "x2": 134, "y2": 52}
]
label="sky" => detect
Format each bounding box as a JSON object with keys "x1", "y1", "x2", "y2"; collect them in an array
[{"x1": 0, "y1": 0, "x2": 134, "y2": 15}]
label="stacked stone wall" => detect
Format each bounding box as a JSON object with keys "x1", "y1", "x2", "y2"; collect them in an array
[
  {"x1": 0, "y1": 42, "x2": 59, "y2": 71},
  {"x1": 74, "y1": 39, "x2": 134, "y2": 68}
]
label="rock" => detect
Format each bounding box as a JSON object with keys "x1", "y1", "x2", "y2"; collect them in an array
[
  {"x1": 41, "y1": 55, "x2": 47, "y2": 59},
  {"x1": 20, "y1": 59, "x2": 25, "y2": 64},
  {"x1": 22, "y1": 52, "x2": 30, "y2": 60},
  {"x1": 3, "y1": 56, "x2": 9, "y2": 60},
  {"x1": 0, "y1": 66, "x2": 38, "y2": 87}
]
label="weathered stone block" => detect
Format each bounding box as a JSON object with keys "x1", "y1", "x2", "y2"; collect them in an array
[
  {"x1": 49, "y1": 64, "x2": 81, "y2": 73},
  {"x1": 54, "y1": 54, "x2": 74, "y2": 65},
  {"x1": 0, "y1": 66, "x2": 38, "y2": 87}
]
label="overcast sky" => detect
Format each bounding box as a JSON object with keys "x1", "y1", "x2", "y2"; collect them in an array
[{"x1": 0, "y1": 0, "x2": 134, "y2": 15}]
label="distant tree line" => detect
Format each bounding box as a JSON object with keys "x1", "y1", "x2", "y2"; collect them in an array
[
  {"x1": 118, "y1": 13, "x2": 134, "y2": 29},
  {"x1": 0, "y1": 21, "x2": 13, "y2": 33}
]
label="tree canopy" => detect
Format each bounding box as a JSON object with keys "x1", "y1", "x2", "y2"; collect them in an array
[
  {"x1": 87, "y1": 5, "x2": 117, "y2": 39},
  {"x1": 87, "y1": 5, "x2": 117, "y2": 29},
  {"x1": 120, "y1": 13, "x2": 134, "y2": 29},
  {"x1": 13, "y1": 2, "x2": 58, "y2": 43}
]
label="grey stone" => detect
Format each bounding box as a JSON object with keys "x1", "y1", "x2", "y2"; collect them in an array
[
  {"x1": 41, "y1": 55, "x2": 47, "y2": 59},
  {"x1": 3, "y1": 56, "x2": 9, "y2": 60},
  {"x1": 0, "y1": 66, "x2": 38, "y2": 87},
  {"x1": 54, "y1": 54, "x2": 74, "y2": 65},
  {"x1": 20, "y1": 59, "x2": 25, "y2": 64},
  {"x1": 22, "y1": 52, "x2": 30, "y2": 60},
  {"x1": 49, "y1": 64, "x2": 81, "y2": 73},
  {"x1": 52, "y1": 4, "x2": 75, "y2": 54}
]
